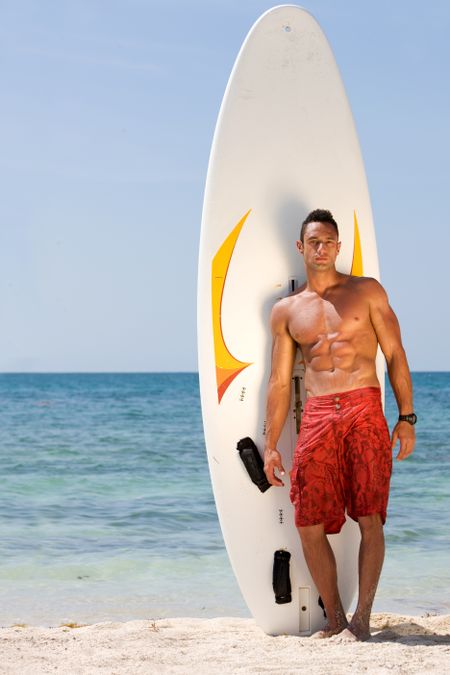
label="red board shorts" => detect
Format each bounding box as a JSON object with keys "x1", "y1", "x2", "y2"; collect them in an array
[{"x1": 289, "y1": 386, "x2": 392, "y2": 534}]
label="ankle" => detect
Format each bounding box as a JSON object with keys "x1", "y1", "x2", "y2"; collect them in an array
[
  {"x1": 348, "y1": 615, "x2": 371, "y2": 641},
  {"x1": 350, "y1": 611, "x2": 370, "y2": 631},
  {"x1": 326, "y1": 604, "x2": 348, "y2": 631}
]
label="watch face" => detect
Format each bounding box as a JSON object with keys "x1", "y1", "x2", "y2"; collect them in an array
[{"x1": 400, "y1": 413, "x2": 417, "y2": 425}]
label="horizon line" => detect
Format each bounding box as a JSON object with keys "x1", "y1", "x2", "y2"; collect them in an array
[{"x1": 0, "y1": 370, "x2": 447, "y2": 375}]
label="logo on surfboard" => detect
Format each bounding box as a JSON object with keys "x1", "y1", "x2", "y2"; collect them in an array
[{"x1": 211, "y1": 210, "x2": 253, "y2": 403}]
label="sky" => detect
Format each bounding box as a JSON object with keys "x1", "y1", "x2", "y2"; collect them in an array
[{"x1": 0, "y1": 0, "x2": 449, "y2": 372}]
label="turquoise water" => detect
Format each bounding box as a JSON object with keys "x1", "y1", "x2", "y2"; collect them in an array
[{"x1": 0, "y1": 373, "x2": 448, "y2": 626}]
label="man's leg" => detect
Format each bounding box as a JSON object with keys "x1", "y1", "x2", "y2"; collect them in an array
[
  {"x1": 347, "y1": 513, "x2": 385, "y2": 640},
  {"x1": 298, "y1": 524, "x2": 348, "y2": 637}
]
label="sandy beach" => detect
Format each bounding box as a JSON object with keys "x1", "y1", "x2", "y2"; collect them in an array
[{"x1": 1, "y1": 613, "x2": 449, "y2": 674}]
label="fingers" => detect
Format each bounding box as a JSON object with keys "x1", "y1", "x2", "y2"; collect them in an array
[
  {"x1": 269, "y1": 473, "x2": 284, "y2": 487},
  {"x1": 396, "y1": 437, "x2": 415, "y2": 461},
  {"x1": 266, "y1": 464, "x2": 285, "y2": 487},
  {"x1": 391, "y1": 429, "x2": 398, "y2": 451},
  {"x1": 264, "y1": 452, "x2": 286, "y2": 487},
  {"x1": 392, "y1": 422, "x2": 416, "y2": 461}
]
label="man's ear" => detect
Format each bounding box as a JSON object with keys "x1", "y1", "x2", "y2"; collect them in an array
[
  {"x1": 296, "y1": 239, "x2": 304, "y2": 255},
  {"x1": 337, "y1": 241, "x2": 341, "y2": 255}
]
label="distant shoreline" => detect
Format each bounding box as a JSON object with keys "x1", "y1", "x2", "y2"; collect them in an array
[{"x1": 0, "y1": 371, "x2": 448, "y2": 375}]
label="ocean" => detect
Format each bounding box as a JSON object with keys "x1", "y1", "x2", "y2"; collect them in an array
[{"x1": 0, "y1": 373, "x2": 448, "y2": 626}]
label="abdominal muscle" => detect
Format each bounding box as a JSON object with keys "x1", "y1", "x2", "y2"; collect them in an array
[{"x1": 302, "y1": 335, "x2": 380, "y2": 397}]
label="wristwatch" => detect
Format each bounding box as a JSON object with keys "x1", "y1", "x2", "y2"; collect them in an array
[{"x1": 398, "y1": 413, "x2": 417, "y2": 425}]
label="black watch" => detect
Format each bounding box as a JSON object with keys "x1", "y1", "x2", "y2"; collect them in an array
[{"x1": 398, "y1": 413, "x2": 417, "y2": 425}]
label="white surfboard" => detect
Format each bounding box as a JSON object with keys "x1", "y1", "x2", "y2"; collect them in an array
[{"x1": 197, "y1": 5, "x2": 383, "y2": 636}]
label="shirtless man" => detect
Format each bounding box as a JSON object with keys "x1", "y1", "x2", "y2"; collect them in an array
[{"x1": 263, "y1": 209, "x2": 416, "y2": 641}]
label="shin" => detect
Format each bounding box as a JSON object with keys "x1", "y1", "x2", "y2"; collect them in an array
[{"x1": 298, "y1": 524, "x2": 347, "y2": 633}]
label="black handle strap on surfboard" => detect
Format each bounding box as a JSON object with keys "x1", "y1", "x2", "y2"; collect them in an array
[
  {"x1": 237, "y1": 437, "x2": 271, "y2": 492},
  {"x1": 273, "y1": 549, "x2": 292, "y2": 604}
]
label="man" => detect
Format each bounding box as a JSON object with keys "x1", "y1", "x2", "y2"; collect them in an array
[{"x1": 263, "y1": 209, "x2": 416, "y2": 641}]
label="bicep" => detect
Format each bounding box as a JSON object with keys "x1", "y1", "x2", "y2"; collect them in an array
[
  {"x1": 369, "y1": 284, "x2": 404, "y2": 361},
  {"x1": 269, "y1": 306, "x2": 297, "y2": 386}
]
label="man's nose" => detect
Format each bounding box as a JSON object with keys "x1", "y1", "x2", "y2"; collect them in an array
[{"x1": 316, "y1": 242, "x2": 326, "y2": 252}]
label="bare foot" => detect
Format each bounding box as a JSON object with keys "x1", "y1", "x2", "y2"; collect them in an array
[
  {"x1": 332, "y1": 626, "x2": 371, "y2": 642},
  {"x1": 311, "y1": 622, "x2": 348, "y2": 639},
  {"x1": 348, "y1": 616, "x2": 371, "y2": 641}
]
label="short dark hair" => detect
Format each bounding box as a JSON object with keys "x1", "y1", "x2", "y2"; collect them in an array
[{"x1": 300, "y1": 209, "x2": 339, "y2": 243}]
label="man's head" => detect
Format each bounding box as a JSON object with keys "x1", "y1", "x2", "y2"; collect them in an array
[
  {"x1": 299, "y1": 209, "x2": 339, "y2": 243},
  {"x1": 297, "y1": 209, "x2": 341, "y2": 271}
]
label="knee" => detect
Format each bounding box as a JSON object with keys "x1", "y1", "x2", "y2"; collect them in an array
[
  {"x1": 358, "y1": 513, "x2": 383, "y2": 538},
  {"x1": 298, "y1": 524, "x2": 326, "y2": 548}
]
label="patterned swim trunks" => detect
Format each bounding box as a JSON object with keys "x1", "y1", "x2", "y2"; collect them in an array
[{"x1": 289, "y1": 386, "x2": 392, "y2": 534}]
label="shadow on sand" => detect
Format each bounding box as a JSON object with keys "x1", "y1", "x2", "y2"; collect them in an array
[{"x1": 370, "y1": 620, "x2": 450, "y2": 646}]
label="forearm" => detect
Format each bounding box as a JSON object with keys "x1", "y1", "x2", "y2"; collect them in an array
[
  {"x1": 386, "y1": 347, "x2": 413, "y2": 413},
  {"x1": 264, "y1": 379, "x2": 291, "y2": 450}
]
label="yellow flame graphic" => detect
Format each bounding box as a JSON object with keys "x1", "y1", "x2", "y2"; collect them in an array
[
  {"x1": 211, "y1": 211, "x2": 253, "y2": 403},
  {"x1": 351, "y1": 211, "x2": 363, "y2": 276}
]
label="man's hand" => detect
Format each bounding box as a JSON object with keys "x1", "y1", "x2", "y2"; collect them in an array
[
  {"x1": 264, "y1": 447, "x2": 286, "y2": 487},
  {"x1": 391, "y1": 421, "x2": 416, "y2": 461}
]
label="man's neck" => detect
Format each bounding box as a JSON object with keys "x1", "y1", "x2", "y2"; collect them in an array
[{"x1": 305, "y1": 268, "x2": 342, "y2": 295}]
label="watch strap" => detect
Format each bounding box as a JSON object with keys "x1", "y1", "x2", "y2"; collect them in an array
[{"x1": 398, "y1": 413, "x2": 417, "y2": 425}]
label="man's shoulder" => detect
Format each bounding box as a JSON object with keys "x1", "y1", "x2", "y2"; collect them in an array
[
  {"x1": 270, "y1": 284, "x2": 307, "y2": 325},
  {"x1": 345, "y1": 276, "x2": 391, "y2": 312},
  {"x1": 273, "y1": 282, "x2": 307, "y2": 307},
  {"x1": 271, "y1": 295, "x2": 292, "y2": 320},
  {"x1": 345, "y1": 275, "x2": 386, "y2": 296}
]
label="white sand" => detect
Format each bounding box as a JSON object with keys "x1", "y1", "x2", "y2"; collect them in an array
[{"x1": 0, "y1": 613, "x2": 449, "y2": 674}]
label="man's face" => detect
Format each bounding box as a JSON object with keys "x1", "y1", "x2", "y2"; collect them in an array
[{"x1": 296, "y1": 221, "x2": 341, "y2": 271}]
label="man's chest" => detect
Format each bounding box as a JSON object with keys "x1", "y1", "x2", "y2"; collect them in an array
[{"x1": 288, "y1": 294, "x2": 371, "y2": 346}]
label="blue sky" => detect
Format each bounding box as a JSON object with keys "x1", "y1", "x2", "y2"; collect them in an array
[{"x1": 1, "y1": 0, "x2": 449, "y2": 371}]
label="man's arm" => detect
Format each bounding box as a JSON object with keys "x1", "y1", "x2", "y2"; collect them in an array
[
  {"x1": 263, "y1": 301, "x2": 297, "y2": 486},
  {"x1": 368, "y1": 280, "x2": 415, "y2": 461}
]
